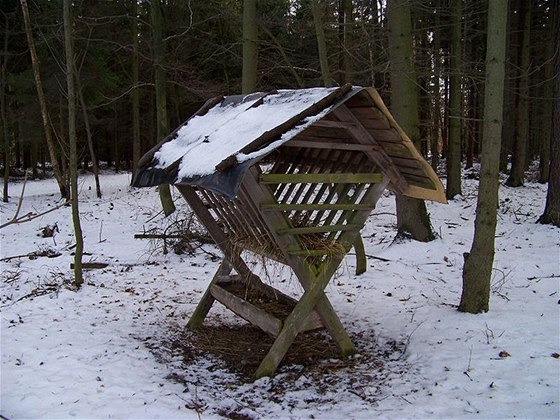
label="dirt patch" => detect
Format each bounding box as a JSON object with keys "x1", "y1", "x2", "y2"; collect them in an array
[{"x1": 180, "y1": 325, "x2": 341, "y2": 380}]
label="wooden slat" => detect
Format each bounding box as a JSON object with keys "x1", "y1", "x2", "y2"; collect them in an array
[
  {"x1": 260, "y1": 172, "x2": 384, "y2": 185},
  {"x1": 312, "y1": 120, "x2": 357, "y2": 129},
  {"x1": 331, "y1": 105, "x2": 409, "y2": 194},
  {"x1": 210, "y1": 285, "x2": 283, "y2": 337},
  {"x1": 284, "y1": 139, "x2": 384, "y2": 153},
  {"x1": 367, "y1": 128, "x2": 402, "y2": 143},
  {"x1": 261, "y1": 203, "x2": 375, "y2": 211},
  {"x1": 298, "y1": 126, "x2": 354, "y2": 140},
  {"x1": 278, "y1": 224, "x2": 360, "y2": 235}
]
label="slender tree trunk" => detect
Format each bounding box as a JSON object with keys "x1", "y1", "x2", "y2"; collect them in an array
[
  {"x1": 151, "y1": 0, "x2": 175, "y2": 216},
  {"x1": 63, "y1": 0, "x2": 83, "y2": 288},
  {"x1": 431, "y1": 1, "x2": 441, "y2": 171},
  {"x1": 506, "y1": 0, "x2": 531, "y2": 187},
  {"x1": 242, "y1": 0, "x2": 258, "y2": 94},
  {"x1": 2, "y1": 15, "x2": 9, "y2": 203},
  {"x1": 387, "y1": 0, "x2": 435, "y2": 242},
  {"x1": 131, "y1": 0, "x2": 141, "y2": 174},
  {"x1": 78, "y1": 88, "x2": 101, "y2": 198},
  {"x1": 20, "y1": 0, "x2": 68, "y2": 199},
  {"x1": 446, "y1": 0, "x2": 462, "y2": 199},
  {"x1": 538, "y1": 4, "x2": 560, "y2": 227},
  {"x1": 538, "y1": 3, "x2": 556, "y2": 183},
  {"x1": 312, "y1": 0, "x2": 332, "y2": 88},
  {"x1": 459, "y1": 0, "x2": 508, "y2": 314},
  {"x1": 342, "y1": 0, "x2": 353, "y2": 84}
]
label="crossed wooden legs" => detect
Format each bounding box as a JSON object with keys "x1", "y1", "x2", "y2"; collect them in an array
[{"x1": 177, "y1": 184, "x2": 356, "y2": 378}]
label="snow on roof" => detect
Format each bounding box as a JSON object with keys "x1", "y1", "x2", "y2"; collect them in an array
[{"x1": 153, "y1": 87, "x2": 340, "y2": 182}]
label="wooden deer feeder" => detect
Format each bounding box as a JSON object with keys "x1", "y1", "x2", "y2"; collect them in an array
[{"x1": 133, "y1": 84, "x2": 446, "y2": 378}]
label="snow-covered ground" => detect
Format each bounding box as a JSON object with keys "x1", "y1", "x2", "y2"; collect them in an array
[{"x1": 1, "y1": 171, "x2": 558, "y2": 419}]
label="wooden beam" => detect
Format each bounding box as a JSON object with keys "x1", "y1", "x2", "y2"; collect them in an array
[
  {"x1": 284, "y1": 139, "x2": 384, "y2": 153},
  {"x1": 261, "y1": 203, "x2": 375, "y2": 211},
  {"x1": 260, "y1": 172, "x2": 384, "y2": 185},
  {"x1": 331, "y1": 105, "x2": 409, "y2": 194},
  {"x1": 187, "y1": 258, "x2": 232, "y2": 328},
  {"x1": 277, "y1": 224, "x2": 360, "y2": 235},
  {"x1": 210, "y1": 284, "x2": 283, "y2": 336},
  {"x1": 311, "y1": 120, "x2": 357, "y2": 129}
]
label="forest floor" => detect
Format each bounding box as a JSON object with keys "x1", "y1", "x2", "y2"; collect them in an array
[{"x1": 1, "y1": 170, "x2": 559, "y2": 419}]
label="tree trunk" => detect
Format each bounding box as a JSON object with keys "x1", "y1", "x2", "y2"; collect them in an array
[
  {"x1": 20, "y1": 0, "x2": 68, "y2": 199},
  {"x1": 538, "y1": 4, "x2": 560, "y2": 228},
  {"x1": 151, "y1": 0, "x2": 175, "y2": 216},
  {"x1": 312, "y1": 0, "x2": 332, "y2": 87},
  {"x1": 78, "y1": 87, "x2": 101, "y2": 198},
  {"x1": 242, "y1": 0, "x2": 258, "y2": 94},
  {"x1": 63, "y1": 0, "x2": 83, "y2": 288},
  {"x1": 387, "y1": 0, "x2": 435, "y2": 242},
  {"x1": 2, "y1": 14, "x2": 9, "y2": 203},
  {"x1": 431, "y1": 1, "x2": 441, "y2": 171},
  {"x1": 538, "y1": 3, "x2": 556, "y2": 183},
  {"x1": 342, "y1": 0, "x2": 353, "y2": 84},
  {"x1": 459, "y1": 0, "x2": 508, "y2": 314},
  {"x1": 505, "y1": 0, "x2": 531, "y2": 187},
  {"x1": 131, "y1": 0, "x2": 141, "y2": 175},
  {"x1": 446, "y1": 0, "x2": 462, "y2": 199}
]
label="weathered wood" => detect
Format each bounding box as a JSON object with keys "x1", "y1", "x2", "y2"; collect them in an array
[
  {"x1": 70, "y1": 262, "x2": 108, "y2": 270},
  {"x1": 215, "y1": 83, "x2": 353, "y2": 172},
  {"x1": 261, "y1": 203, "x2": 375, "y2": 211},
  {"x1": 187, "y1": 259, "x2": 232, "y2": 328},
  {"x1": 353, "y1": 235, "x2": 367, "y2": 275},
  {"x1": 312, "y1": 119, "x2": 357, "y2": 129},
  {"x1": 243, "y1": 167, "x2": 356, "y2": 369},
  {"x1": 210, "y1": 284, "x2": 283, "y2": 336},
  {"x1": 367, "y1": 128, "x2": 402, "y2": 143},
  {"x1": 331, "y1": 105, "x2": 409, "y2": 194},
  {"x1": 260, "y1": 172, "x2": 384, "y2": 185},
  {"x1": 284, "y1": 139, "x2": 384, "y2": 153},
  {"x1": 278, "y1": 224, "x2": 360, "y2": 235}
]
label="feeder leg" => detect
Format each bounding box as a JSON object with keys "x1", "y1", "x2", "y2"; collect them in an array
[
  {"x1": 187, "y1": 259, "x2": 232, "y2": 328},
  {"x1": 313, "y1": 295, "x2": 355, "y2": 357},
  {"x1": 254, "y1": 269, "x2": 332, "y2": 379}
]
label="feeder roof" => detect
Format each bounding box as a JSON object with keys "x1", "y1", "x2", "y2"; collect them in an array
[{"x1": 133, "y1": 85, "x2": 446, "y2": 203}]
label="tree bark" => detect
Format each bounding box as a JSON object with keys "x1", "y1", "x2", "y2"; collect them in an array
[
  {"x1": 446, "y1": 0, "x2": 462, "y2": 199},
  {"x1": 131, "y1": 0, "x2": 141, "y2": 175},
  {"x1": 342, "y1": 0, "x2": 353, "y2": 84},
  {"x1": 242, "y1": 0, "x2": 258, "y2": 94},
  {"x1": 2, "y1": 14, "x2": 9, "y2": 203},
  {"x1": 312, "y1": 0, "x2": 332, "y2": 87},
  {"x1": 20, "y1": 0, "x2": 68, "y2": 199},
  {"x1": 151, "y1": 0, "x2": 175, "y2": 216},
  {"x1": 78, "y1": 87, "x2": 101, "y2": 198},
  {"x1": 538, "y1": 2, "x2": 556, "y2": 184},
  {"x1": 63, "y1": 0, "x2": 84, "y2": 288},
  {"x1": 431, "y1": 1, "x2": 441, "y2": 171},
  {"x1": 505, "y1": 0, "x2": 531, "y2": 187},
  {"x1": 459, "y1": 0, "x2": 508, "y2": 314},
  {"x1": 387, "y1": 0, "x2": 435, "y2": 242},
  {"x1": 538, "y1": 3, "x2": 560, "y2": 228}
]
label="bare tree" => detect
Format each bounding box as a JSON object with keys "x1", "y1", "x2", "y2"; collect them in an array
[
  {"x1": 63, "y1": 0, "x2": 84, "y2": 288},
  {"x1": 459, "y1": 0, "x2": 508, "y2": 313},
  {"x1": 387, "y1": 0, "x2": 435, "y2": 242},
  {"x1": 20, "y1": 0, "x2": 68, "y2": 199}
]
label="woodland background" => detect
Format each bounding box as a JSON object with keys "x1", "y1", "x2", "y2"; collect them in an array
[{"x1": 1, "y1": 0, "x2": 556, "y2": 187}]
